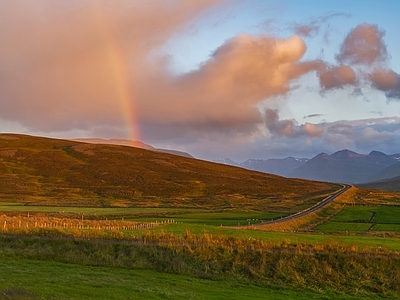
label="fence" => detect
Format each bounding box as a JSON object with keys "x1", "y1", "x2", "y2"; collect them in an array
[{"x1": 0, "y1": 214, "x2": 175, "y2": 233}]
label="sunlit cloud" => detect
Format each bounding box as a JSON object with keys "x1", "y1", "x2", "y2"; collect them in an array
[
  {"x1": 0, "y1": 1, "x2": 399, "y2": 160},
  {"x1": 336, "y1": 23, "x2": 388, "y2": 66}
]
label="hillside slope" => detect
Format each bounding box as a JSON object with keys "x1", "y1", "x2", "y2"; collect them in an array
[
  {"x1": 0, "y1": 134, "x2": 339, "y2": 210},
  {"x1": 364, "y1": 162, "x2": 400, "y2": 182},
  {"x1": 72, "y1": 138, "x2": 193, "y2": 158},
  {"x1": 356, "y1": 176, "x2": 400, "y2": 192}
]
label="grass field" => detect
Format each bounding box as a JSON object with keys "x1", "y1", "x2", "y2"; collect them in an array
[
  {"x1": 314, "y1": 222, "x2": 372, "y2": 233},
  {"x1": 371, "y1": 224, "x2": 400, "y2": 232},
  {"x1": 148, "y1": 223, "x2": 400, "y2": 251},
  {"x1": 314, "y1": 205, "x2": 400, "y2": 233},
  {"x1": 128, "y1": 211, "x2": 287, "y2": 226},
  {"x1": 330, "y1": 207, "x2": 373, "y2": 222},
  {"x1": 0, "y1": 202, "x2": 199, "y2": 216},
  {"x1": 0, "y1": 257, "x2": 391, "y2": 300}
]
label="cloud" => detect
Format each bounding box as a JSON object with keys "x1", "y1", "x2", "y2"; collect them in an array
[
  {"x1": 303, "y1": 114, "x2": 325, "y2": 119},
  {"x1": 336, "y1": 23, "x2": 388, "y2": 66},
  {"x1": 317, "y1": 64, "x2": 357, "y2": 90},
  {"x1": 0, "y1": 0, "x2": 327, "y2": 140},
  {"x1": 368, "y1": 69, "x2": 400, "y2": 99},
  {"x1": 137, "y1": 33, "x2": 323, "y2": 134},
  {"x1": 0, "y1": 0, "x2": 227, "y2": 133},
  {"x1": 292, "y1": 13, "x2": 349, "y2": 38},
  {"x1": 264, "y1": 109, "x2": 322, "y2": 138},
  {"x1": 1, "y1": 2, "x2": 400, "y2": 161}
]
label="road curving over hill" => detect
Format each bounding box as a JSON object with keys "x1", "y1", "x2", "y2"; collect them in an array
[{"x1": 252, "y1": 183, "x2": 352, "y2": 227}]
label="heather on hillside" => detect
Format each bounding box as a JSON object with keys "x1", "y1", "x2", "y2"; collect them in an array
[{"x1": 0, "y1": 134, "x2": 339, "y2": 210}]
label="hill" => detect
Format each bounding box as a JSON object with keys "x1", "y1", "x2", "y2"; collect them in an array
[
  {"x1": 356, "y1": 176, "x2": 400, "y2": 192},
  {"x1": 356, "y1": 162, "x2": 400, "y2": 192},
  {"x1": 289, "y1": 149, "x2": 399, "y2": 183},
  {"x1": 0, "y1": 134, "x2": 338, "y2": 210},
  {"x1": 364, "y1": 161, "x2": 400, "y2": 182},
  {"x1": 72, "y1": 138, "x2": 193, "y2": 158}
]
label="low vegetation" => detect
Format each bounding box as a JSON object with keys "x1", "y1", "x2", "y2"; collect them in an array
[
  {"x1": 1, "y1": 257, "x2": 386, "y2": 300},
  {"x1": 0, "y1": 134, "x2": 339, "y2": 211},
  {"x1": 314, "y1": 205, "x2": 400, "y2": 234},
  {"x1": 0, "y1": 233, "x2": 399, "y2": 299},
  {"x1": 1, "y1": 134, "x2": 400, "y2": 299}
]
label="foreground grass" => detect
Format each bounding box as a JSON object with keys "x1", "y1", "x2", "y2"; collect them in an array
[
  {"x1": 0, "y1": 234, "x2": 399, "y2": 299},
  {"x1": 0, "y1": 257, "x2": 388, "y2": 300},
  {"x1": 150, "y1": 223, "x2": 400, "y2": 251}
]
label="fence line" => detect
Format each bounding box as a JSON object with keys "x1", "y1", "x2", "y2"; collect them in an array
[{"x1": 0, "y1": 215, "x2": 176, "y2": 233}]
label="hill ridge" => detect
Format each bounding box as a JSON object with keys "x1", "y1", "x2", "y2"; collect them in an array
[{"x1": 0, "y1": 134, "x2": 338, "y2": 210}]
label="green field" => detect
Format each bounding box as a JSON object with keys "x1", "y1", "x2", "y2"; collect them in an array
[
  {"x1": 371, "y1": 224, "x2": 400, "y2": 232},
  {"x1": 314, "y1": 205, "x2": 400, "y2": 233},
  {"x1": 128, "y1": 211, "x2": 287, "y2": 226},
  {"x1": 331, "y1": 207, "x2": 373, "y2": 222},
  {"x1": 314, "y1": 222, "x2": 372, "y2": 233},
  {"x1": 0, "y1": 257, "x2": 388, "y2": 300},
  {"x1": 147, "y1": 223, "x2": 400, "y2": 251},
  {"x1": 0, "y1": 202, "x2": 199, "y2": 215},
  {"x1": 0, "y1": 203, "x2": 287, "y2": 226}
]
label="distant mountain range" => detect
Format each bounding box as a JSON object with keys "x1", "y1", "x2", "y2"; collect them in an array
[
  {"x1": 74, "y1": 139, "x2": 400, "y2": 188},
  {"x1": 215, "y1": 157, "x2": 309, "y2": 177},
  {"x1": 290, "y1": 150, "x2": 400, "y2": 183},
  {"x1": 217, "y1": 149, "x2": 400, "y2": 186}
]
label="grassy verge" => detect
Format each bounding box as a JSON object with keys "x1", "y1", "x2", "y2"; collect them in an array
[
  {"x1": 0, "y1": 234, "x2": 399, "y2": 299},
  {"x1": 0, "y1": 257, "x2": 389, "y2": 300}
]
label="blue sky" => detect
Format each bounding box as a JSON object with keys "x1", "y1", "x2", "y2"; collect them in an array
[
  {"x1": 1, "y1": 0, "x2": 400, "y2": 161},
  {"x1": 165, "y1": 1, "x2": 400, "y2": 72}
]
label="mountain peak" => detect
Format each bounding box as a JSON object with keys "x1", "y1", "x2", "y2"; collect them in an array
[
  {"x1": 369, "y1": 150, "x2": 387, "y2": 157},
  {"x1": 315, "y1": 152, "x2": 329, "y2": 159},
  {"x1": 330, "y1": 149, "x2": 363, "y2": 159}
]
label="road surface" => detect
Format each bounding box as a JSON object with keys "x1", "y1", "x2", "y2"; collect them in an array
[{"x1": 253, "y1": 184, "x2": 352, "y2": 226}]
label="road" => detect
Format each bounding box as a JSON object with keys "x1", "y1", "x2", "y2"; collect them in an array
[{"x1": 253, "y1": 184, "x2": 352, "y2": 226}]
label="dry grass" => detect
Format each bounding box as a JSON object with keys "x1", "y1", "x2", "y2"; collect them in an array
[
  {"x1": 0, "y1": 133, "x2": 340, "y2": 213},
  {"x1": 0, "y1": 214, "x2": 168, "y2": 238},
  {"x1": 250, "y1": 186, "x2": 359, "y2": 232}
]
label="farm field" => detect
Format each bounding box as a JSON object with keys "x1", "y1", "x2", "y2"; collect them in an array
[
  {"x1": 151, "y1": 223, "x2": 400, "y2": 251},
  {"x1": 314, "y1": 205, "x2": 400, "y2": 233},
  {"x1": 127, "y1": 211, "x2": 288, "y2": 226},
  {"x1": 0, "y1": 257, "x2": 389, "y2": 300},
  {"x1": 0, "y1": 202, "x2": 200, "y2": 216},
  {"x1": 0, "y1": 203, "x2": 287, "y2": 225}
]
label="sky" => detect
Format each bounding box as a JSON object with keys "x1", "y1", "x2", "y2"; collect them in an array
[{"x1": 1, "y1": 0, "x2": 400, "y2": 161}]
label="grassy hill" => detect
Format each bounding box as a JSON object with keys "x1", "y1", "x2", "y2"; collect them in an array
[
  {"x1": 357, "y1": 176, "x2": 400, "y2": 192},
  {"x1": 0, "y1": 134, "x2": 338, "y2": 211}
]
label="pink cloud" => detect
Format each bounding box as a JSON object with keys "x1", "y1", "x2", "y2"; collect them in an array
[
  {"x1": 264, "y1": 109, "x2": 322, "y2": 138},
  {"x1": 137, "y1": 34, "x2": 322, "y2": 132},
  {"x1": 318, "y1": 65, "x2": 357, "y2": 90},
  {"x1": 368, "y1": 69, "x2": 400, "y2": 99},
  {"x1": 336, "y1": 24, "x2": 387, "y2": 66}
]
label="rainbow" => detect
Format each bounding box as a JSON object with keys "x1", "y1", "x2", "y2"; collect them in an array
[{"x1": 91, "y1": 3, "x2": 141, "y2": 145}]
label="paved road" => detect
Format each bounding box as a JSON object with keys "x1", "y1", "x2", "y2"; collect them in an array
[{"x1": 253, "y1": 184, "x2": 352, "y2": 226}]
